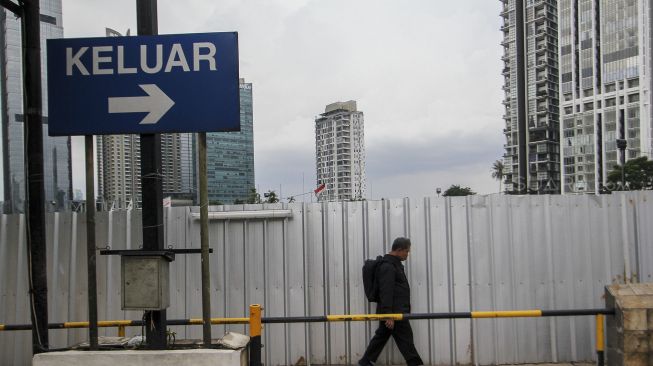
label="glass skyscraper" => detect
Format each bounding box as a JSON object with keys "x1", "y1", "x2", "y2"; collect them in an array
[
  {"x1": 202, "y1": 78, "x2": 255, "y2": 204},
  {"x1": 0, "y1": 0, "x2": 72, "y2": 213},
  {"x1": 559, "y1": 0, "x2": 653, "y2": 193}
]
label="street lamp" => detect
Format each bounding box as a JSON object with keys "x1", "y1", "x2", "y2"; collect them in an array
[
  {"x1": 436, "y1": 187, "x2": 441, "y2": 197},
  {"x1": 616, "y1": 139, "x2": 627, "y2": 190}
]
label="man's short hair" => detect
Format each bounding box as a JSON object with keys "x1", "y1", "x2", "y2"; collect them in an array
[{"x1": 392, "y1": 237, "x2": 411, "y2": 251}]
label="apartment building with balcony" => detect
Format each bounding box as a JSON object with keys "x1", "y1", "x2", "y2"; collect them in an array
[
  {"x1": 501, "y1": 0, "x2": 562, "y2": 194},
  {"x1": 559, "y1": 0, "x2": 653, "y2": 193},
  {"x1": 315, "y1": 101, "x2": 366, "y2": 201}
]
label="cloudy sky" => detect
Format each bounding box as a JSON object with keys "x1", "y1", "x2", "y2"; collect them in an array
[{"x1": 63, "y1": 0, "x2": 505, "y2": 200}]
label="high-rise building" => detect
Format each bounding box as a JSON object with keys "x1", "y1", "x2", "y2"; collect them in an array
[
  {"x1": 179, "y1": 133, "x2": 195, "y2": 197},
  {"x1": 500, "y1": 0, "x2": 561, "y2": 194},
  {"x1": 202, "y1": 78, "x2": 255, "y2": 204},
  {"x1": 559, "y1": 0, "x2": 653, "y2": 193},
  {"x1": 96, "y1": 132, "x2": 184, "y2": 208},
  {"x1": 315, "y1": 101, "x2": 366, "y2": 201},
  {"x1": 96, "y1": 134, "x2": 141, "y2": 207},
  {"x1": 0, "y1": 1, "x2": 72, "y2": 213}
]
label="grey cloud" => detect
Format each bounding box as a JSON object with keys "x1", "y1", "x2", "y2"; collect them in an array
[
  {"x1": 366, "y1": 132, "x2": 504, "y2": 179},
  {"x1": 63, "y1": 1, "x2": 508, "y2": 201}
]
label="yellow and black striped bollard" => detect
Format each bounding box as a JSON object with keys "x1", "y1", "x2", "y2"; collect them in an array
[{"x1": 249, "y1": 304, "x2": 262, "y2": 366}]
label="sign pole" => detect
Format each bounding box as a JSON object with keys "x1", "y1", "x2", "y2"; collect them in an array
[
  {"x1": 198, "y1": 132, "x2": 212, "y2": 345},
  {"x1": 136, "y1": 0, "x2": 167, "y2": 349},
  {"x1": 21, "y1": 0, "x2": 49, "y2": 354},
  {"x1": 84, "y1": 135, "x2": 99, "y2": 349}
]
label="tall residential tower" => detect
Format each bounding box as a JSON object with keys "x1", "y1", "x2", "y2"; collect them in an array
[
  {"x1": 500, "y1": 0, "x2": 561, "y2": 194},
  {"x1": 315, "y1": 101, "x2": 366, "y2": 201},
  {"x1": 96, "y1": 132, "x2": 185, "y2": 208}
]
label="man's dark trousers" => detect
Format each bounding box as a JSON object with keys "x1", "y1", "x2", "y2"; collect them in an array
[{"x1": 361, "y1": 320, "x2": 423, "y2": 366}]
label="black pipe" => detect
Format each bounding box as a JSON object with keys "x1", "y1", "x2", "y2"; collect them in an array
[
  {"x1": 21, "y1": 0, "x2": 48, "y2": 354},
  {"x1": 136, "y1": 0, "x2": 167, "y2": 350},
  {"x1": 541, "y1": 309, "x2": 615, "y2": 316},
  {"x1": 262, "y1": 316, "x2": 328, "y2": 324},
  {"x1": 405, "y1": 312, "x2": 473, "y2": 320},
  {"x1": 0, "y1": 0, "x2": 21, "y2": 17}
]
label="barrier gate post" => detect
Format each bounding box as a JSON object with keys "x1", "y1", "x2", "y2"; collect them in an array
[
  {"x1": 249, "y1": 304, "x2": 262, "y2": 366},
  {"x1": 596, "y1": 314, "x2": 604, "y2": 366}
]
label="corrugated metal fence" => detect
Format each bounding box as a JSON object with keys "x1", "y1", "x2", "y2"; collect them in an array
[{"x1": 1, "y1": 192, "x2": 651, "y2": 365}]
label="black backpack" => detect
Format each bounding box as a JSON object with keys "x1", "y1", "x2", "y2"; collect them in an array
[{"x1": 362, "y1": 256, "x2": 384, "y2": 302}]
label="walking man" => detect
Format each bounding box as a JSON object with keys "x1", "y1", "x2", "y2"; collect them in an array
[{"x1": 359, "y1": 237, "x2": 423, "y2": 366}]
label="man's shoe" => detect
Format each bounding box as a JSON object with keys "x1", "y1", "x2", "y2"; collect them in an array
[{"x1": 358, "y1": 359, "x2": 374, "y2": 366}]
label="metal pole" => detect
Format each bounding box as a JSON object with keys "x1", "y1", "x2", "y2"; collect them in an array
[
  {"x1": 84, "y1": 136, "x2": 99, "y2": 349},
  {"x1": 136, "y1": 0, "x2": 166, "y2": 349},
  {"x1": 249, "y1": 304, "x2": 262, "y2": 366},
  {"x1": 617, "y1": 139, "x2": 627, "y2": 190},
  {"x1": 595, "y1": 314, "x2": 605, "y2": 366},
  {"x1": 21, "y1": 0, "x2": 49, "y2": 354},
  {"x1": 621, "y1": 150, "x2": 625, "y2": 189},
  {"x1": 198, "y1": 132, "x2": 212, "y2": 345}
]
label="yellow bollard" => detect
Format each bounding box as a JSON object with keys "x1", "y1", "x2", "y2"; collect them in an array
[
  {"x1": 596, "y1": 314, "x2": 604, "y2": 366},
  {"x1": 249, "y1": 305, "x2": 262, "y2": 366}
]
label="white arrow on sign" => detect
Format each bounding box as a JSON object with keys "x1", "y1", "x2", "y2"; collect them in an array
[{"x1": 108, "y1": 84, "x2": 175, "y2": 125}]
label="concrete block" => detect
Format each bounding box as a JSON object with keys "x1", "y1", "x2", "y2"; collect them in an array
[
  {"x1": 619, "y1": 295, "x2": 653, "y2": 309},
  {"x1": 623, "y1": 309, "x2": 648, "y2": 331},
  {"x1": 32, "y1": 349, "x2": 247, "y2": 366},
  {"x1": 607, "y1": 324, "x2": 623, "y2": 349},
  {"x1": 607, "y1": 347, "x2": 623, "y2": 366},
  {"x1": 623, "y1": 331, "x2": 649, "y2": 353},
  {"x1": 623, "y1": 352, "x2": 648, "y2": 366},
  {"x1": 610, "y1": 284, "x2": 636, "y2": 296},
  {"x1": 606, "y1": 287, "x2": 617, "y2": 309}
]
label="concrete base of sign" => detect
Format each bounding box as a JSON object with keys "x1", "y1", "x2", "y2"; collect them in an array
[{"x1": 33, "y1": 348, "x2": 247, "y2": 366}]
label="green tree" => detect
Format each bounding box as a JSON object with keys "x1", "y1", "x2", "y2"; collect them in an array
[
  {"x1": 209, "y1": 200, "x2": 223, "y2": 206},
  {"x1": 442, "y1": 184, "x2": 476, "y2": 197},
  {"x1": 491, "y1": 160, "x2": 505, "y2": 193},
  {"x1": 263, "y1": 190, "x2": 279, "y2": 203},
  {"x1": 246, "y1": 188, "x2": 262, "y2": 204},
  {"x1": 607, "y1": 156, "x2": 653, "y2": 191}
]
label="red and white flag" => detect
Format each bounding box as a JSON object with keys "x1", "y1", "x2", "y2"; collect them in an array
[{"x1": 314, "y1": 183, "x2": 326, "y2": 196}]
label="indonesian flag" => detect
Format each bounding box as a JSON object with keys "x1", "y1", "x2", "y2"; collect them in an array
[{"x1": 314, "y1": 183, "x2": 326, "y2": 196}]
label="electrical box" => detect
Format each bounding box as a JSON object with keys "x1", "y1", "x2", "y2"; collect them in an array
[{"x1": 121, "y1": 255, "x2": 170, "y2": 310}]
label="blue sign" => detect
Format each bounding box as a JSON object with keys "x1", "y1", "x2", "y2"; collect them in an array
[{"x1": 47, "y1": 32, "x2": 239, "y2": 136}]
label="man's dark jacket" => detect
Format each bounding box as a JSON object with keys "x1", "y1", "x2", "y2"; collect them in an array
[{"x1": 376, "y1": 254, "x2": 411, "y2": 314}]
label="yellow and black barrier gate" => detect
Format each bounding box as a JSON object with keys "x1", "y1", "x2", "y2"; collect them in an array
[{"x1": 0, "y1": 306, "x2": 613, "y2": 366}]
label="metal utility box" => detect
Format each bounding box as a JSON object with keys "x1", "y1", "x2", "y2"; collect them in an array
[{"x1": 121, "y1": 255, "x2": 170, "y2": 310}]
